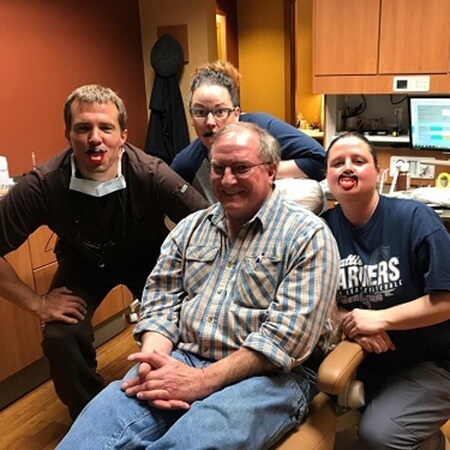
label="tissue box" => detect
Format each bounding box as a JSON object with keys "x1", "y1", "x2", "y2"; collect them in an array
[{"x1": 0, "y1": 156, "x2": 14, "y2": 199}]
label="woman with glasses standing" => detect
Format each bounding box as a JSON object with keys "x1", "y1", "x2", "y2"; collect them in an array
[{"x1": 171, "y1": 61, "x2": 326, "y2": 212}]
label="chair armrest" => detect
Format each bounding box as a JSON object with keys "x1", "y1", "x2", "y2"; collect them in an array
[{"x1": 317, "y1": 340, "x2": 365, "y2": 396}]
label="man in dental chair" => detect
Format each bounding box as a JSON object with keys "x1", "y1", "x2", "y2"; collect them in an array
[{"x1": 57, "y1": 122, "x2": 339, "y2": 449}]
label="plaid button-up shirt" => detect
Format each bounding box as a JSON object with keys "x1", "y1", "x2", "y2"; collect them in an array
[{"x1": 135, "y1": 190, "x2": 339, "y2": 371}]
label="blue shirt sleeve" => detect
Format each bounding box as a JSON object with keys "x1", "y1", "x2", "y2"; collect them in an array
[
  {"x1": 171, "y1": 139, "x2": 209, "y2": 184},
  {"x1": 171, "y1": 112, "x2": 326, "y2": 182},
  {"x1": 240, "y1": 113, "x2": 326, "y2": 180}
]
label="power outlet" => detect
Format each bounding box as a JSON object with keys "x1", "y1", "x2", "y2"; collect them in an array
[{"x1": 389, "y1": 156, "x2": 435, "y2": 180}]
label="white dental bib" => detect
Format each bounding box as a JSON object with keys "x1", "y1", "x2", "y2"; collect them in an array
[{"x1": 69, "y1": 151, "x2": 126, "y2": 197}]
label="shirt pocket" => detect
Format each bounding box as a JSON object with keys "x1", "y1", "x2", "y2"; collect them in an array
[
  {"x1": 235, "y1": 255, "x2": 281, "y2": 309},
  {"x1": 183, "y1": 245, "x2": 218, "y2": 294}
]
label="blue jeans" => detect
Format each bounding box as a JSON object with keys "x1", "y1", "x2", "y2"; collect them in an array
[{"x1": 57, "y1": 349, "x2": 316, "y2": 449}]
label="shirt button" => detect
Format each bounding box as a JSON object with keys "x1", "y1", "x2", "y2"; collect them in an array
[
  {"x1": 217, "y1": 289, "x2": 222, "y2": 294},
  {"x1": 203, "y1": 346, "x2": 209, "y2": 353},
  {"x1": 208, "y1": 316, "x2": 214, "y2": 323},
  {"x1": 227, "y1": 261, "x2": 233, "y2": 267}
]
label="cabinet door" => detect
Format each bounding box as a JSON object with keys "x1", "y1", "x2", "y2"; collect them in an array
[
  {"x1": 93, "y1": 285, "x2": 125, "y2": 326},
  {"x1": 379, "y1": 0, "x2": 450, "y2": 74},
  {"x1": 0, "y1": 244, "x2": 43, "y2": 382},
  {"x1": 121, "y1": 285, "x2": 134, "y2": 309},
  {"x1": 313, "y1": 0, "x2": 381, "y2": 75},
  {"x1": 33, "y1": 262, "x2": 58, "y2": 295},
  {"x1": 28, "y1": 226, "x2": 57, "y2": 268}
]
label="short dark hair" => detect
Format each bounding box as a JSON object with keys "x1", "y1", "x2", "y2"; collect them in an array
[
  {"x1": 326, "y1": 131, "x2": 379, "y2": 169},
  {"x1": 187, "y1": 61, "x2": 240, "y2": 108}
]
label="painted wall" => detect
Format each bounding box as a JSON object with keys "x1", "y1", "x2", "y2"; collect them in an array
[
  {"x1": 138, "y1": 0, "x2": 300, "y2": 128},
  {"x1": 138, "y1": 0, "x2": 218, "y2": 140},
  {"x1": 237, "y1": 0, "x2": 287, "y2": 121},
  {"x1": 0, "y1": 0, "x2": 148, "y2": 176},
  {"x1": 0, "y1": 0, "x2": 318, "y2": 176}
]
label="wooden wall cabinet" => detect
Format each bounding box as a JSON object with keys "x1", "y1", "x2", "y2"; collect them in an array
[
  {"x1": 379, "y1": 0, "x2": 450, "y2": 75},
  {"x1": 313, "y1": 0, "x2": 450, "y2": 93},
  {"x1": 0, "y1": 226, "x2": 133, "y2": 384},
  {"x1": 313, "y1": 0, "x2": 380, "y2": 76}
]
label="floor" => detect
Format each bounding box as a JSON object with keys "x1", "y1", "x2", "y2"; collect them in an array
[
  {"x1": 335, "y1": 426, "x2": 363, "y2": 450},
  {"x1": 0, "y1": 325, "x2": 137, "y2": 450}
]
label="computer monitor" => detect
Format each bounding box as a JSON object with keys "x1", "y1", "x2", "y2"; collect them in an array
[{"x1": 408, "y1": 96, "x2": 450, "y2": 151}]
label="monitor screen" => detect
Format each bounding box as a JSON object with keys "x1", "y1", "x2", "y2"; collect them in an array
[{"x1": 409, "y1": 96, "x2": 450, "y2": 151}]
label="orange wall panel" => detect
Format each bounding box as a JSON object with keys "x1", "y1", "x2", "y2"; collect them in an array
[{"x1": 0, "y1": 0, "x2": 148, "y2": 176}]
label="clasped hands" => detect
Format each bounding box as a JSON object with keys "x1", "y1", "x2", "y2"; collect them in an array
[
  {"x1": 121, "y1": 351, "x2": 211, "y2": 410},
  {"x1": 341, "y1": 308, "x2": 396, "y2": 354}
]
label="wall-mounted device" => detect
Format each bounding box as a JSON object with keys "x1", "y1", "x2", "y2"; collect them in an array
[
  {"x1": 389, "y1": 156, "x2": 435, "y2": 180},
  {"x1": 393, "y1": 76, "x2": 430, "y2": 92}
]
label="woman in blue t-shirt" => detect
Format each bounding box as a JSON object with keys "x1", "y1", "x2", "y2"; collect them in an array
[{"x1": 323, "y1": 131, "x2": 450, "y2": 449}]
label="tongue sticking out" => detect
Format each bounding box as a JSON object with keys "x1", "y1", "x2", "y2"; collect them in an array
[
  {"x1": 88, "y1": 153, "x2": 105, "y2": 165},
  {"x1": 339, "y1": 176, "x2": 357, "y2": 190}
]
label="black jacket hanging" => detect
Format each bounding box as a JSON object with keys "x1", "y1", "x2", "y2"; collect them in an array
[{"x1": 144, "y1": 34, "x2": 190, "y2": 165}]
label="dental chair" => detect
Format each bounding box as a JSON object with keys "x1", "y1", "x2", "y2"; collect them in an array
[{"x1": 275, "y1": 339, "x2": 366, "y2": 450}]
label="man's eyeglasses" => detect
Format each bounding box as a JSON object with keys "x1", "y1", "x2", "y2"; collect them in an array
[
  {"x1": 190, "y1": 107, "x2": 236, "y2": 120},
  {"x1": 211, "y1": 162, "x2": 269, "y2": 177}
]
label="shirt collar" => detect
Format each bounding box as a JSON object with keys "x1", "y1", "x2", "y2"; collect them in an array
[
  {"x1": 69, "y1": 150, "x2": 126, "y2": 197},
  {"x1": 253, "y1": 188, "x2": 281, "y2": 232},
  {"x1": 208, "y1": 188, "x2": 280, "y2": 234}
]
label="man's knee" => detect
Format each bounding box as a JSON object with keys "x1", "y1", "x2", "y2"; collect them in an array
[
  {"x1": 41, "y1": 320, "x2": 92, "y2": 356},
  {"x1": 359, "y1": 411, "x2": 411, "y2": 449},
  {"x1": 359, "y1": 413, "x2": 393, "y2": 449}
]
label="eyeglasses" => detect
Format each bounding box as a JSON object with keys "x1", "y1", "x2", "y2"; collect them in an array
[
  {"x1": 210, "y1": 162, "x2": 269, "y2": 177},
  {"x1": 190, "y1": 107, "x2": 236, "y2": 120}
]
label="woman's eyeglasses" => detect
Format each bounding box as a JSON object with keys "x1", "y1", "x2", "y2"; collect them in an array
[{"x1": 190, "y1": 107, "x2": 236, "y2": 120}]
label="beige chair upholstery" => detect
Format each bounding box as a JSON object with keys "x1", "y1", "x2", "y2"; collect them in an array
[{"x1": 275, "y1": 340, "x2": 366, "y2": 450}]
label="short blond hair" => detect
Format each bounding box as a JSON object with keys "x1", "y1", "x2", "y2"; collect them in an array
[{"x1": 64, "y1": 84, "x2": 127, "y2": 131}]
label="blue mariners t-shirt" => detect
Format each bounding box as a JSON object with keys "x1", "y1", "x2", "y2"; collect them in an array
[{"x1": 323, "y1": 195, "x2": 450, "y2": 373}]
